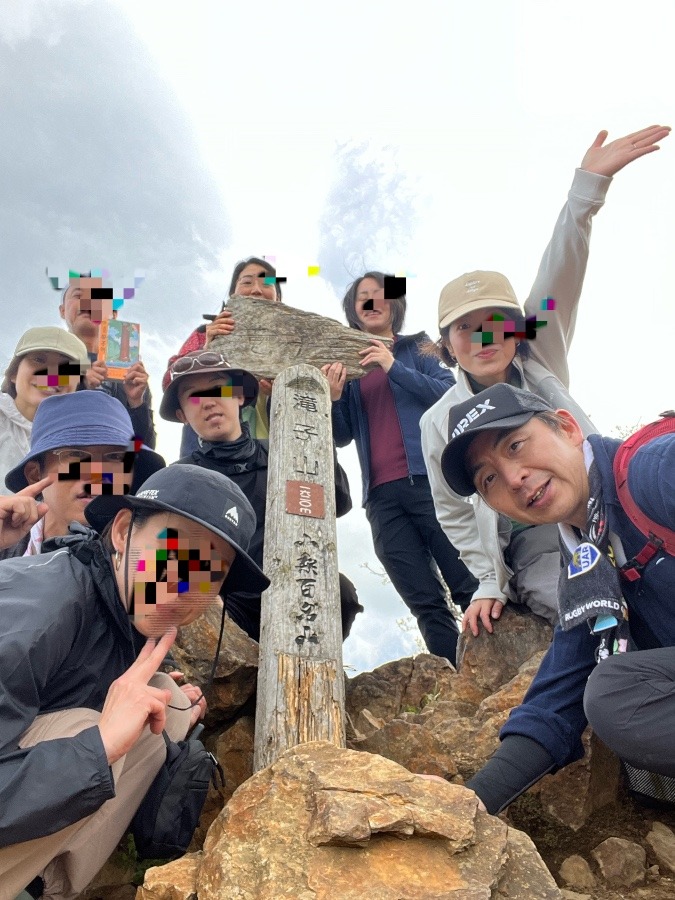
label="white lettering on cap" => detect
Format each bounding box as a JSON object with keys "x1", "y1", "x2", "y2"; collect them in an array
[
  {"x1": 451, "y1": 400, "x2": 496, "y2": 439},
  {"x1": 137, "y1": 489, "x2": 159, "y2": 500},
  {"x1": 464, "y1": 279, "x2": 481, "y2": 293}
]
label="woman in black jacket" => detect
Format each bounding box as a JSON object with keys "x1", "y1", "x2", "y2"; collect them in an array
[{"x1": 0, "y1": 464, "x2": 267, "y2": 900}]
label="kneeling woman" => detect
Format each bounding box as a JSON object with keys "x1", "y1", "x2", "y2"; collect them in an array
[{"x1": 0, "y1": 465, "x2": 268, "y2": 900}]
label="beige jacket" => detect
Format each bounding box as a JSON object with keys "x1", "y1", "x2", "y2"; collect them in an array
[
  {"x1": 0, "y1": 393, "x2": 32, "y2": 497},
  {"x1": 420, "y1": 167, "x2": 608, "y2": 605}
]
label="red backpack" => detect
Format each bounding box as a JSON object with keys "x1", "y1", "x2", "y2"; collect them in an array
[{"x1": 613, "y1": 411, "x2": 675, "y2": 582}]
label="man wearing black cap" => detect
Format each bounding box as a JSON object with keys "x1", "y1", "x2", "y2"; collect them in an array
[
  {"x1": 0, "y1": 391, "x2": 164, "y2": 561},
  {"x1": 160, "y1": 350, "x2": 363, "y2": 642},
  {"x1": 440, "y1": 383, "x2": 675, "y2": 815},
  {"x1": 0, "y1": 465, "x2": 268, "y2": 899}
]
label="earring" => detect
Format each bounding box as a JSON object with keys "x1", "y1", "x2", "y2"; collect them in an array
[{"x1": 115, "y1": 550, "x2": 122, "y2": 571}]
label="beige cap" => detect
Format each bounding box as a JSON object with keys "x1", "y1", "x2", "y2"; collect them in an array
[
  {"x1": 12, "y1": 327, "x2": 90, "y2": 368},
  {"x1": 438, "y1": 271, "x2": 522, "y2": 330}
]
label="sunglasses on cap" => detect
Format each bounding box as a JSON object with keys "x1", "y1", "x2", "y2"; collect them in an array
[{"x1": 170, "y1": 352, "x2": 230, "y2": 381}]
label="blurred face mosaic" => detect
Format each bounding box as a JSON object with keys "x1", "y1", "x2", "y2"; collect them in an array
[
  {"x1": 61, "y1": 276, "x2": 115, "y2": 327},
  {"x1": 13, "y1": 352, "x2": 84, "y2": 403},
  {"x1": 354, "y1": 276, "x2": 393, "y2": 333},
  {"x1": 127, "y1": 515, "x2": 236, "y2": 635},
  {"x1": 176, "y1": 371, "x2": 247, "y2": 441},
  {"x1": 52, "y1": 444, "x2": 135, "y2": 496}
]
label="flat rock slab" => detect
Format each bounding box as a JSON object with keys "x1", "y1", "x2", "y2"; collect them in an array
[
  {"x1": 141, "y1": 740, "x2": 562, "y2": 899},
  {"x1": 210, "y1": 294, "x2": 393, "y2": 381}
]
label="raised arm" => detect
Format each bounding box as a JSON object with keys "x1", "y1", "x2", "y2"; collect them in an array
[{"x1": 525, "y1": 124, "x2": 670, "y2": 386}]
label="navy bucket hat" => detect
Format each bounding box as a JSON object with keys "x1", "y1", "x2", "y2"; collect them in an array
[{"x1": 5, "y1": 391, "x2": 165, "y2": 493}]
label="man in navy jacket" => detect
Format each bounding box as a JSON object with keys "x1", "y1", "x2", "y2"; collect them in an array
[{"x1": 439, "y1": 383, "x2": 675, "y2": 814}]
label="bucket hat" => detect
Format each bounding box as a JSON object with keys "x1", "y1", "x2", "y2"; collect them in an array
[
  {"x1": 5, "y1": 391, "x2": 165, "y2": 493},
  {"x1": 160, "y1": 351, "x2": 259, "y2": 423}
]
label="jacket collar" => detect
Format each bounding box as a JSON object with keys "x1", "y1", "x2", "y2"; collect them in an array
[
  {"x1": 0, "y1": 392, "x2": 32, "y2": 429},
  {"x1": 45, "y1": 523, "x2": 135, "y2": 650}
]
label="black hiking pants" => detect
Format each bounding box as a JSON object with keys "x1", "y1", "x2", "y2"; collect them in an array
[{"x1": 365, "y1": 475, "x2": 479, "y2": 666}]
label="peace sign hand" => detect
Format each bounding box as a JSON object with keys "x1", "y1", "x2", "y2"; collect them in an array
[{"x1": 98, "y1": 627, "x2": 178, "y2": 764}]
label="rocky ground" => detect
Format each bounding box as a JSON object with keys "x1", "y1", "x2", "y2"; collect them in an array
[{"x1": 76, "y1": 603, "x2": 675, "y2": 899}]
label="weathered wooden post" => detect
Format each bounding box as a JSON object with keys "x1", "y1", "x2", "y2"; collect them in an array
[
  {"x1": 253, "y1": 363, "x2": 345, "y2": 771},
  {"x1": 209, "y1": 297, "x2": 393, "y2": 771}
]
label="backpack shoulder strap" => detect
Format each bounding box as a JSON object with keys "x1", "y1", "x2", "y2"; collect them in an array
[{"x1": 613, "y1": 412, "x2": 675, "y2": 580}]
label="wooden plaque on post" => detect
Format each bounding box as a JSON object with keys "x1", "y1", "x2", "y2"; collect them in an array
[{"x1": 253, "y1": 364, "x2": 345, "y2": 771}]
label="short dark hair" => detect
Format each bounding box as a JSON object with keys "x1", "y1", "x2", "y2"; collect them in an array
[
  {"x1": 533, "y1": 410, "x2": 568, "y2": 432},
  {"x1": 228, "y1": 257, "x2": 282, "y2": 302},
  {"x1": 342, "y1": 271, "x2": 406, "y2": 334}
]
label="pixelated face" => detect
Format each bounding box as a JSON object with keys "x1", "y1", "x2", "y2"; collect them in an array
[
  {"x1": 447, "y1": 307, "x2": 518, "y2": 386},
  {"x1": 126, "y1": 513, "x2": 237, "y2": 637},
  {"x1": 13, "y1": 352, "x2": 83, "y2": 406},
  {"x1": 234, "y1": 263, "x2": 278, "y2": 302},
  {"x1": 466, "y1": 415, "x2": 587, "y2": 527},
  {"x1": 354, "y1": 277, "x2": 392, "y2": 334},
  {"x1": 50, "y1": 445, "x2": 134, "y2": 496},
  {"x1": 60, "y1": 277, "x2": 114, "y2": 330},
  {"x1": 175, "y1": 371, "x2": 246, "y2": 442},
  {"x1": 26, "y1": 443, "x2": 134, "y2": 534}
]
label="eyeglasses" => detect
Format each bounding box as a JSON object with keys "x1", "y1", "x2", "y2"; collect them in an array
[
  {"x1": 51, "y1": 447, "x2": 130, "y2": 465},
  {"x1": 170, "y1": 352, "x2": 230, "y2": 380}
]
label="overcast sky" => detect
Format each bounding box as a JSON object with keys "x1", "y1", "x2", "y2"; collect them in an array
[{"x1": 1, "y1": 0, "x2": 673, "y2": 672}]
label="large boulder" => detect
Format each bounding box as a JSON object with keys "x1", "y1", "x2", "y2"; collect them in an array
[
  {"x1": 172, "y1": 601, "x2": 259, "y2": 726},
  {"x1": 151, "y1": 741, "x2": 563, "y2": 899},
  {"x1": 349, "y1": 718, "x2": 459, "y2": 780},
  {"x1": 535, "y1": 730, "x2": 621, "y2": 831},
  {"x1": 646, "y1": 821, "x2": 675, "y2": 876},
  {"x1": 346, "y1": 654, "x2": 482, "y2": 739},
  {"x1": 456, "y1": 606, "x2": 552, "y2": 695}
]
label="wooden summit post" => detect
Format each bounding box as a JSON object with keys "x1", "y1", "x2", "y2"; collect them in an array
[
  {"x1": 210, "y1": 298, "x2": 392, "y2": 771},
  {"x1": 253, "y1": 364, "x2": 344, "y2": 771}
]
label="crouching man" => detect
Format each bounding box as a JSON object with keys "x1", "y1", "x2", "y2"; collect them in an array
[
  {"x1": 0, "y1": 465, "x2": 268, "y2": 899},
  {"x1": 439, "y1": 383, "x2": 675, "y2": 815}
]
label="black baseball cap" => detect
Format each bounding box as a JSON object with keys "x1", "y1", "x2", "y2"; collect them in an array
[
  {"x1": 85, "y1": 464, "x2": 269, "y2": 594},
  {"x1": 441, "y1": 384, "x2": 555, "y2": 496}
]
